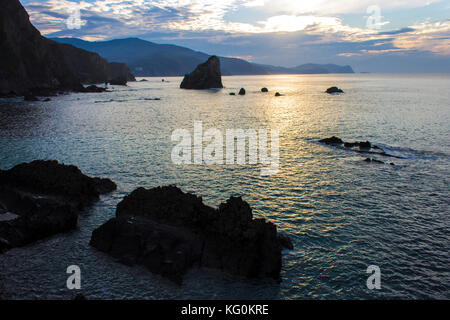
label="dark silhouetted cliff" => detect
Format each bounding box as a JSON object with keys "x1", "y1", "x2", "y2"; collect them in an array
[{"x1": 0, "y1": 0, "x2": 134, "y2": 96}]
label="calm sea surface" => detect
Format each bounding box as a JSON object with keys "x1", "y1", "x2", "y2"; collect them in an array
[{"x1": 0, "y1": 74, "x2": 449, "y2": 299}]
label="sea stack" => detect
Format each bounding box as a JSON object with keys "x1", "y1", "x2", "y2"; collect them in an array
[{"x1": 180, "y1": 56, "x2": 223, "y2": 89}]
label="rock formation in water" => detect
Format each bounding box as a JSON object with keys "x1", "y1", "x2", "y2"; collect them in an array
[
  {"x1": 90, "y1": 186, "x2": 292, "y2": 283},
  {"x1": 0, "y1": 160, "x2": 116, "y2": 254},
  {"x1": 180, "y1": 56, "x2": 223, "y2": 89},
  {"x1": 107, "y1": 62, "x2": 136, "y2": 85},
  {"x1": 261, "y1": 87, "x2": 268, "y2": 92},
  {"x1": 319, "y1": 136, "x2": 344, "y2": 145},
  {"x1": 364, "y1": 158, "x2": 395, "y2": 165},
  {"x1": 319, "y1": 136, "x2": 403, "y2": 159},
  {"x1": 239, "y1": 88, "x2": 246, "y2": 95},
  {"x1": 325, "y1": 86, "x2": 344, "y2": 94},
  {"x1": 0, "y1": 0, "x2": 134, "y2": 96}
]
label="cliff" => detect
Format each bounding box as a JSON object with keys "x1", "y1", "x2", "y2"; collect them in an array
[{"x1": 0, "y1": 0, "x2": 134, "y2": 96}]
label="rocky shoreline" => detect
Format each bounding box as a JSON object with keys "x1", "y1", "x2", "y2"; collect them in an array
[
  {"x1": 0, "y1": 161, "x2": 292, "y2": 285},
  {"x1": 0, "y1": 160, "x2": 116, "y2": 254}
]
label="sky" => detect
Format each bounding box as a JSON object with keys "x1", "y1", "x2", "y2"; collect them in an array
[{"x1": 22, "y1": 0, "x2": 450, "y2": 72}]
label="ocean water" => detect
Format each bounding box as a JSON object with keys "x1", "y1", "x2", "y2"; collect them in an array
[{"x1": 0, "y1": 74, "x2": 448, "y2": 299}]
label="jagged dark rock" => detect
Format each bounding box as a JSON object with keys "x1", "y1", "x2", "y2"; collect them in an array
[
  {"x1": 319, "y1": 136, "x2": 344, "y2": 145},
  {"x1": 344, "y1": 140, "x2": 371, "y2": 150},
  {"x1": 90, "y1": 186, "x2": 287, "y2": 283},
  {"x1": 180, "y1": 56, "x2": 223, "y2": 89},
  {"x1": 0, "y1": 0, "x2": 134, "y2": 96},
  {"x1": 261, "y1": 87, "x2": 268, "y2": 92},
  {"x1": 79, "y1": 85, "x2": 107, "y2": 93},
  {"x1": 326, "y1": 86, "x2": 344, "y2": 94},
  {"x1": 0, "y1": 160, "x2": 116, "y2": 253},
  {"x1": 320, "y1": 136, "x2": 403, "y2": 159},
  {"x1": 238, "y1": 88, "x2": 246, "y2": 95}
]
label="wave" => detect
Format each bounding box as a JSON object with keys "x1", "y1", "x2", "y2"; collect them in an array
[{"x1": 94, "y1": 97, "x2": 161, "y2": 103}]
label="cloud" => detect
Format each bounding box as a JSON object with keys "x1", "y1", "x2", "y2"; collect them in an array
[{"x1": 21, "y1": 0, "x2": 450, "y2": 70}]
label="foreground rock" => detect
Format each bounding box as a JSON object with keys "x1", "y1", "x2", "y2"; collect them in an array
[
  {"x1": 0, "y1": 160, "x2": 116, "y2": 253},
  {"x1": 91, "y1": 186, "x2": 291, "y2": 283},
  {"x1": 180, "y1": 56, "x2": 223, "y2": 89},
  {"x1": 325, "y1": 86, "x2": 344, "y2": 94}
]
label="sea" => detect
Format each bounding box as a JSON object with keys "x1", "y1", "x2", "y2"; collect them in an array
[{"x1": 0, "y1": 74, "x2": 449, "y2": 299}]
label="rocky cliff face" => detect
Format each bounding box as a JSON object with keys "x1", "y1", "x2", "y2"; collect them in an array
[
  {"x1": 0, "y1": 0, "x2": 133, "y2": 96},
  {"x1": 180, "y1": 56, "x2": 223, "y2": 89}
]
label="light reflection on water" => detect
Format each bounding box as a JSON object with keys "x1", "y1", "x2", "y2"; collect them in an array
[{"x1": 0, "y1": 74, "x2": 449, "y2": 299}]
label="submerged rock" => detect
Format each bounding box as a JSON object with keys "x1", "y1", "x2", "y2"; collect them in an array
[
  {"x1": 229, "y1": 92, "x2": 236, "y2": 95},
  {"x1": 320, "y1": 136, "x2": 403, "y2": 159},
  {"x1": 90, "y1": 186, "x2": 288, "y2": 283},
  {"x1": 344, "y1": 141, "x2": 371, "y2": 150},
  {"x1": 180, "y1": 56, "x2": 223, "y2": 89},
  {"x1": 325, "y1": 86, "x2": 344, "y2": 94},
  {"x1": 80, "y1": 85, "x2": 107, "y2": 93},
  {"x1": 364, "y1": 158, "x2": 395, "y2": 165},
  {"x1": 0, "y1": 160, "x2": 116, "y2": 253},
  {"x1": 275, "y1": 92, "x2": 282, "y2": 96},
  {"x1": 238, "y1": 88, "x2": 246, "y2": 95}
]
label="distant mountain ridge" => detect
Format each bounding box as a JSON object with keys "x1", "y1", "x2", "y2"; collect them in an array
[{"x1": 52, "y1": 37, "x2": 354, "y2": 76}]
